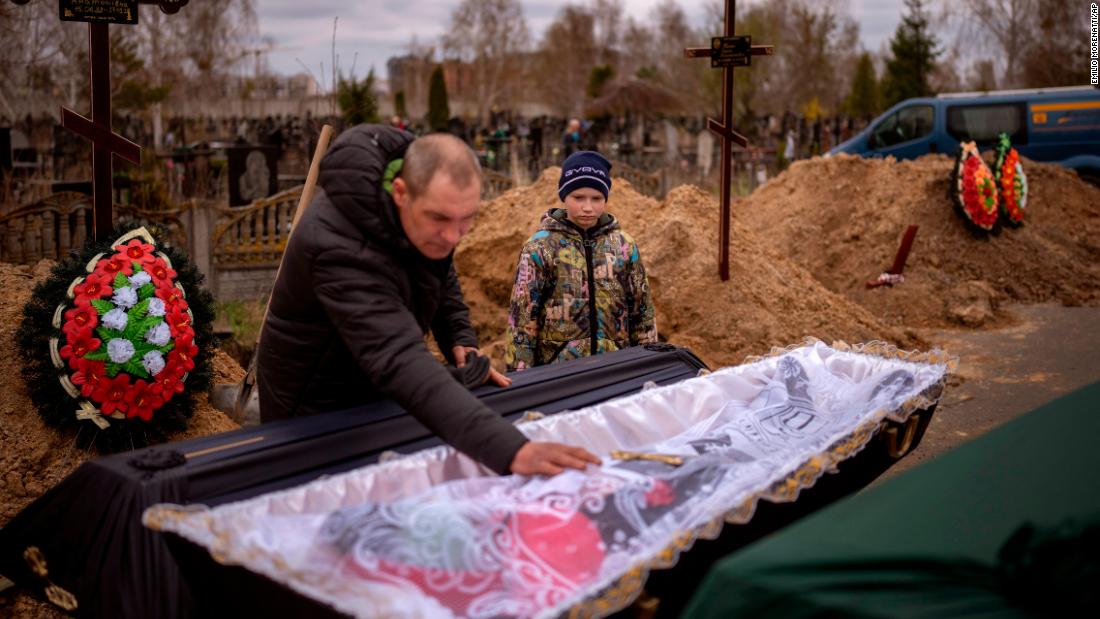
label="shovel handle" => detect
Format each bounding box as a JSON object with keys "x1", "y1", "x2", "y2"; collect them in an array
[{"x1": 234, "y1": 124, "x2": 334, "y2": 420}]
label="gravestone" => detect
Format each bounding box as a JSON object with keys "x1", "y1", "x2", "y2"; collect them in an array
[
  {"x1": 697, "y1": 129, "x2": 715, "y2": 178},
  {"x1": 0, "y1": 128, "x2": 10, "y2": 173},
  {"x1": 227, "y1": 145, "x2": 278, "y2": 206}
]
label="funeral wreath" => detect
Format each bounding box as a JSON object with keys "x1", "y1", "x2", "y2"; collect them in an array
[
  {"x1": 19, "y1": 225, "x2": 215, "y2": 451},
  {"x1": 994, "y1": 132, "x2": 1028, "y2": 227},
  {"x1": 952, "y1": 140, "x2": 1000, "y2": 232}
]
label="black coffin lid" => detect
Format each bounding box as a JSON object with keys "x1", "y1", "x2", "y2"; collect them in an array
[{"x1": 0, "y1": 344, "x2": 706, "y2": 618}]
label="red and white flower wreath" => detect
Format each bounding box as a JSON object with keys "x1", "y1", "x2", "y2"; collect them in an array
[{"x1": 51, "y1": 229, "x2": 197, "y2": 427}]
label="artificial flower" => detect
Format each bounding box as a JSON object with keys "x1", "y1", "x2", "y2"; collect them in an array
[
  {"x1": 102, "y1": 307, "x2": 128, "y2": 332},
  {"x1": 107, "y1": 338, "x2": 136, "y2": 364},
  {"x1": 92, "y1": 374, "x2": 131, "y2": 414}
]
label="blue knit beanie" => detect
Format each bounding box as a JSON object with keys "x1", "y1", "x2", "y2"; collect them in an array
[{"x1": 558, "y1": 151, "x2": 612, "y2": 201}]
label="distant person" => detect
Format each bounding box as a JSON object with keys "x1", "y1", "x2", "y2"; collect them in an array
[
  {"x1": 562, "y1": 118, "x2": 582, "y2": 156},
  {"x1": 505, "y1": 150, "x2": 657, "y2": 371},
  {"x1": 783, "y1": 129, "x2": 796, "y2": 165}
]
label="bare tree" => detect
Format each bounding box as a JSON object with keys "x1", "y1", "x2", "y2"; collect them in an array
[
  {"x1": 929, "y1": 47, "x2": 965, "y2": 93},
  {"x1": 1019, "y1": 0, "x2": 1090, "y2": 87},
  {"x1": 968, "y1": 58, "x2": 999, "y2": 91},
  {"x1": 182, "y1": 0, "x2": 259, "y2": 84},
  {"x1": 958, "y1": 0, "x2": 1037, "y2": 88},
  {"x1": 619, "y1": 17, "x2": 656, "y2": 81},
  {"x1": 534, "y1": 4, "x2": 599, "y2": 117},
  {"x1": 1, "y1": 0, "x2": 259, "y2": 122},
  {"x1": 592, "y1": 0, "x2": 624, "y2": 65},
  {"x1": 651, "y1": 0, "x2": 694, "y2": 84},
  {"x1": 442, "y1": 0, "x2": 530, "y2": 124}
]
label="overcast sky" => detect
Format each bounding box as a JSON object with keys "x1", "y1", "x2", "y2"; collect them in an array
[{"x1": 255, "y1": 0, "x2": 906, "y2": 86}]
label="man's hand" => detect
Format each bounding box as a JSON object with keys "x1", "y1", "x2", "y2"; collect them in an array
[
  {"x1": 452, "y1": 345, "x2": 512, "y2": 387},
  {"x1": 510, "y1": 441, "x2": 602, "y2": 476}
]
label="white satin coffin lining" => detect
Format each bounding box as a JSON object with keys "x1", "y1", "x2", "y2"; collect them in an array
[{"x1": 144, "y1": 341, "x2": 951, "y2": 619}]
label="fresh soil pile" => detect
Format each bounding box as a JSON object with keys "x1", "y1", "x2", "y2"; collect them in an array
[
  {"x1": 456, "y1": 169, "x2": 915, "y2": 370},
  {"x1": 739, "y1": 154, "x2": 1100, "y2": 328},
  {"x1": 0, "y1": 261, "x2": 240, "y2": 525}
]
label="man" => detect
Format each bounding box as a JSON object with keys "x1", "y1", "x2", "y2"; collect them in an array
[{"x1": 257, "y1": 125, "x2": 599, "y2": 476}]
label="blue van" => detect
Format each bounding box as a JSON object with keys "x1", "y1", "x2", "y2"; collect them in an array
[{"x1": 828, "y1": 86, "x2": 1100, "y2": 185}]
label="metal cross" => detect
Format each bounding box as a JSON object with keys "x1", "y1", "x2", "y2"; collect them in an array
[{"x1": 684, "y1": 0, "x2": 773, "y2": 281}]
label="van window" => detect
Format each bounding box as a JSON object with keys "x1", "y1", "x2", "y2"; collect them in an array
[
  {"x1": 946, "y1": 103, "x2": 1027, "y2": 144},
  {"x1": 870, "y1": 105, "x2": 934, "y2": 148}
]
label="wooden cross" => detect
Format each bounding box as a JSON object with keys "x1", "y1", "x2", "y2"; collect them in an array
[
  {"x1": 62, "y1": 21, "x2": 142, "y2": 241},
  {"x1": 684, "y1": 0, "x2": 772, "y2": 281},
  {"x1": 9, "y1": 1, "x2": 189, "y2": 241}
]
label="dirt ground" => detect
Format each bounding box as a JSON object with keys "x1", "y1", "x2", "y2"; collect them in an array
[{"x1": 739, "y1": 154, "x2": 1100, "y2": 329}]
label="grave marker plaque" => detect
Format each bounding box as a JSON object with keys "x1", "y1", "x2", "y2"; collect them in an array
[
  {"x1": 711, "y1": 35, "x2": 752, "y2": 68},
  {"x1": 59, "y1": 0, "x2": 138, "y2": 25}
]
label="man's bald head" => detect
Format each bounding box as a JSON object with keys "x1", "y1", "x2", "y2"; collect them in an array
[{"x1": 402, "y1": 133, "x2": 481, "y2": 198}]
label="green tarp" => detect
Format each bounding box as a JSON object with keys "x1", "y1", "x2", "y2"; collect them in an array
[{"x1": 684, "y1": 381, "x2": 1100, "y2": 618}]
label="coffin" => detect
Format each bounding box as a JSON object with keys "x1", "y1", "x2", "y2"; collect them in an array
[
  {"x1": 146, "y1": 341, "x2": 954, "y2": 619},
  {"x1": 0, "y1": 344, "x2": 706, "y2": 618}
]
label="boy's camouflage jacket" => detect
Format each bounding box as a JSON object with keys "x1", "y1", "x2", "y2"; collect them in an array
[{"x1": 505, "y1": 208, "x2": 657, "y2": 371}]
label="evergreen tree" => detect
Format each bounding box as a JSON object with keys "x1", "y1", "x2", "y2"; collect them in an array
[
  {"x1": 882, "y1": 0, "x2": 938, "y2": 107},
  {"x1": 428, "y1": 65, "x2": 450, "y2": 132},
  {"x1": 394, "y1": 90, "x2": 407, "y2": 119},
  {"x1": 336, "y1": 69, "x2": 381, "y2": 126},
  {"x1": 845, "y1": 52, "x2": 880, "y2": 118}
]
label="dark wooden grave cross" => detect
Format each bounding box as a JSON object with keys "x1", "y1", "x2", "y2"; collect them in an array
[
  {"x1": 63, "y1": 20, "x2": 141, "y2": 240},
  {"x1": 684, "y1": 0, "x2": 772, "y2": 281},
  {"x1": 9, "y1": 1, "x2": 188, "y2": 240}
]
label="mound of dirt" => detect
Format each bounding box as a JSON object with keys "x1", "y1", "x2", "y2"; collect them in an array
[
  {"x1": 456, "y1": 169, "x2": 915, "y2": 370},
  {"x1": 739, "y1": 154, "x2": 1100, "y2": 327},
  {"x1": 0, "y1": 261, "x2": 241, "y2": 525}
]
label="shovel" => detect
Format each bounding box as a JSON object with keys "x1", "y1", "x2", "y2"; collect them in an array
[{"x1": 230, "y1": 124, "x2": 334, "y2": 421}]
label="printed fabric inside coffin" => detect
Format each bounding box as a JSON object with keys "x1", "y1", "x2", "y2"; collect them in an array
[{"x1": 145, "y1": 341, "x2": 953, "y2": 619}]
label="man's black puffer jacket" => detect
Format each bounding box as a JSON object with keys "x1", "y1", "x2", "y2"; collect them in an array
[{"x1": 256, "y1": 125, "x2": 528, "y2": 474}]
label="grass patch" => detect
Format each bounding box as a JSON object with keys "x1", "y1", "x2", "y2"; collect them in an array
[{"x1": 215, "y1": 300, "x2": 265, "y2": 368}]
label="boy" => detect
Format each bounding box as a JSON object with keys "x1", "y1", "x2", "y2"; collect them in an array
[{"x1": 506, "y1": 151, "x2": 657, "y2": 371}]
